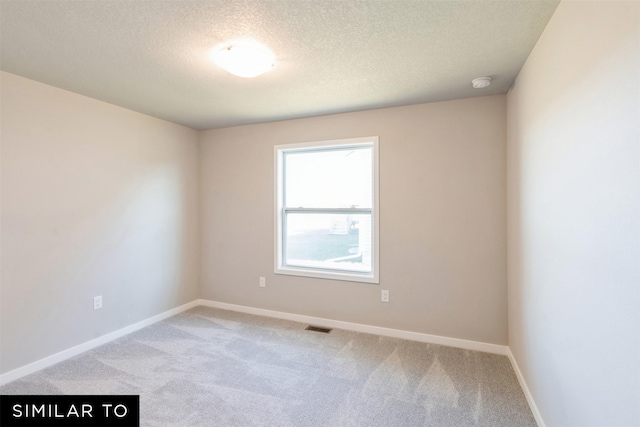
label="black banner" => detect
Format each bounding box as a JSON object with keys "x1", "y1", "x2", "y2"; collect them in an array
[{"x1": 0, "y1": 395, "x2": 139, "y2": 427}]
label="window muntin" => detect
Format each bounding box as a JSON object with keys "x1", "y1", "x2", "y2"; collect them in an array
[{"x1": 275, "y1": 137, "x2": 379, "y2": 283}]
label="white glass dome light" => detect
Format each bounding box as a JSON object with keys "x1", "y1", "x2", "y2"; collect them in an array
[
  {"x1": 472, "y1": 76, "x2": 492, "y2": 89},
  {"x1": 211, "y1": 41, "x2": 276, "y2": 78}
]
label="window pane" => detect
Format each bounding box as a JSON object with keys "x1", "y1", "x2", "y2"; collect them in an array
[
  {"x1": 285, "y1": 213, "x2": 372, "y2": 273},
  {"x1": 285, "y1": 146, "x2": 372, "y2": 208}
]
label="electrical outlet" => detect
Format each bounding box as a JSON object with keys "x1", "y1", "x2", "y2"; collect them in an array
[
  {"x1": 259, "y1": 277, "x2": 266, "y2": 288},
  {"x1": 381, "y1": 290, "x2": 390, "y2": 303},
  {"x1": 93, "y1": 296, "x2": 103, "y2": 310}
]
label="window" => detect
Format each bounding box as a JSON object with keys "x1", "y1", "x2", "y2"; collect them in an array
[{"x1": 275, "y1": 136, "x2": 379, "y2": 283}]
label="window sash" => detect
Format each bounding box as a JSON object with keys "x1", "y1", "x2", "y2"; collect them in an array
[
  {"x1": 281, "y1": 209, "x2": 373, "y2": 274},
  {"x1": 283, "y1": 207, "x2": 372, "y2": 214},
  {"x1": 282, "y1": 144, "x2": 373, "y2": 210}
]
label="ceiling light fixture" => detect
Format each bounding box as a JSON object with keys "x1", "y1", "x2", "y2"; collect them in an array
[
  {"x1": 472, "y1": 77, "x2": 492, "y2": 89},
  {"x1": 211, "y1": 41, "x2": 275, "y2": 78}
]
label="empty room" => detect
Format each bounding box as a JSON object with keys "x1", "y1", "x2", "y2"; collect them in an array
[{"x1": 0, "y1": 0, "x2": 638, "y2": 426}]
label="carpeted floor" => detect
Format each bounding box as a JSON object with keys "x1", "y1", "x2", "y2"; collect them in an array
[{"x1": 1, "y1": 306, "x2": 537, "y2": 426}]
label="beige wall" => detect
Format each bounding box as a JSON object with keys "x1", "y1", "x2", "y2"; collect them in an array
[
  {"x1": 507, "y1": 1, "x2": 640, "y2": 426},
  {"x1": 201, "y1": 95, "x2": 507, "y2": 345},
  {"x1": 0, "y1": 72, "x2": 200, "y2": 374}
]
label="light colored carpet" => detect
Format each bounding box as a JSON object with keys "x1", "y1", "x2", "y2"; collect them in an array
[{"x1": 1, "y1": 306, "x2": 536, "y2": 426}]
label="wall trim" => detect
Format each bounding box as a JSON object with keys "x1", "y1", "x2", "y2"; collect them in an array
[
  {"x1": 0, "y1": 300, "x2": 200, "y2": 386},
  {"x1": 2, "y1": 299, "x2": 513, "y2": 389},
  {"x1": 198, "y1": 299, "x2": 509, "y2": 355},
  {"x1": 507, "y1": 348, "x2": 547, "y2": 427}
]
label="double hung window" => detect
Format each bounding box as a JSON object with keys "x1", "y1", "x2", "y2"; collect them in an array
[{"x1": 275, "y1": 137, "x2": 379, "y2": 283}]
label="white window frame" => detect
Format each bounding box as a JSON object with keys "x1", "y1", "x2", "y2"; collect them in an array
[{"x1": 274, "y1": 136, "x2": 379, "y2": 284}]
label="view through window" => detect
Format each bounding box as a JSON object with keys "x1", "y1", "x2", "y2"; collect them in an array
[{"x1": 275, "y1": 137, "x2": 379, "y2": 283}]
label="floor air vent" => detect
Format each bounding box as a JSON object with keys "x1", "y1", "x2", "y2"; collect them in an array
[{"x1": 305, "y1": 325, "x2": 332, "y2": 333}]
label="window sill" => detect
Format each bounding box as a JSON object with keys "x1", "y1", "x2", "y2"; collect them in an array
[{"x1": 275, "y1": 266, "x2": 379, "y2": 284}]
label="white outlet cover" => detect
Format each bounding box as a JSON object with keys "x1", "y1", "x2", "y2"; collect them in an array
[
  {"x1": 93, "y1": 296, "x2": 103, "y2": 310},
  {"x1": 381, "y1": 290, "x2": 390, "y2": 302}
]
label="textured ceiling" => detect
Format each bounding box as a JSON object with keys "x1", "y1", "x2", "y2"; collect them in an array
[{"x1": 0, "y1": 0, "x2": 559, "y2": 130}]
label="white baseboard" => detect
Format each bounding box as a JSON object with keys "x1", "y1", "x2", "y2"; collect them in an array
[
  {"x1": 1, "y1": 298, "x2": 511, "y2": 388},
  {"x1": 507, "y1": 348, "x2": 546, "y2": 427},
  {"x1": 0, "y1": 300, "x2": 200, "y2": 386},
  {"x1": 198, "y1": 299, "x2": 509, "y2": 356}
]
